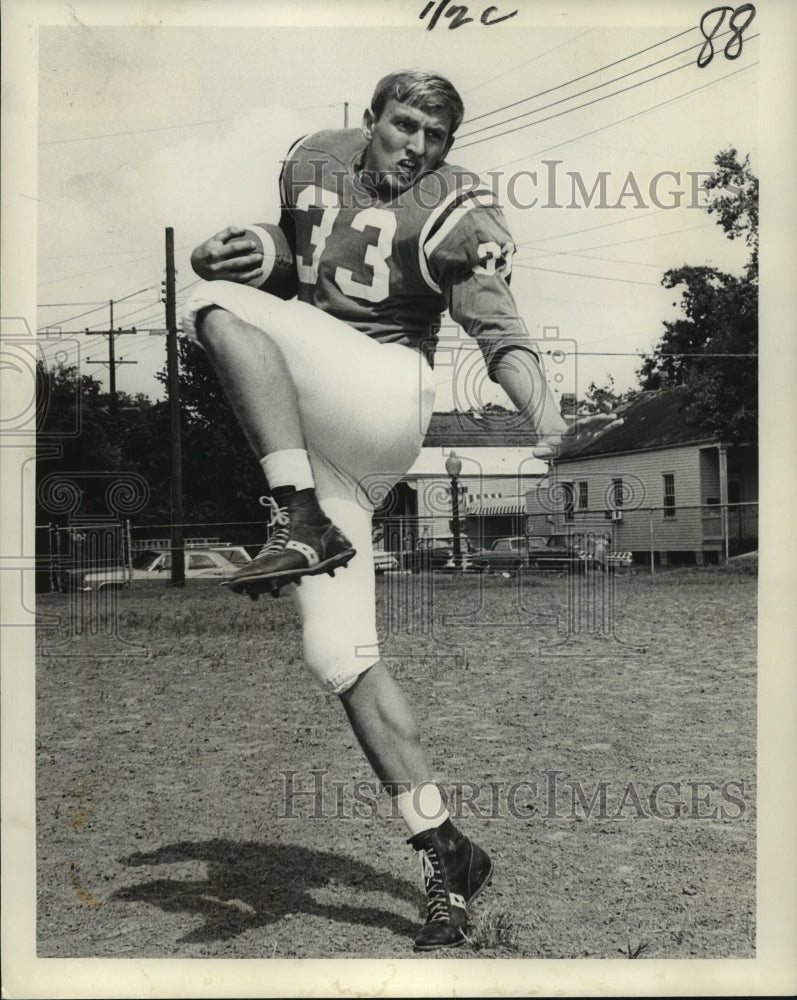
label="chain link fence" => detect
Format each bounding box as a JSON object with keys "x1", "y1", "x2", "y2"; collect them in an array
[{"x1": 35, "y1": 500, "x2": 758, "y2": 592}]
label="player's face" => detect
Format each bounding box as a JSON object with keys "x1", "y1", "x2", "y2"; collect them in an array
[{"x1": 361, "y1": 99, "x2": 453, "y2": 195}]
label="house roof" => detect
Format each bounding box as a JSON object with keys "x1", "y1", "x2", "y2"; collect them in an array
[
  {"x1": 422, "y1": 409, "x2": 542, "y2": 447},
  {"x1": 422, "y1": 390, "x2": 730, "y2": 463},
  {"x1": 406, "y1": 446, "x2": 546, "y2": 477},
  {"x1": 558, "y1": 387, "x2": 719, "y2": 460}
]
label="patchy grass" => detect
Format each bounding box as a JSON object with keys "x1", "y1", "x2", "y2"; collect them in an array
[
  {"x1": 464, "y1": 907, "x2": 520, "y2": 953},
  {"x1": 35, "y1": 570, "x2": 756, "y2": 960}
]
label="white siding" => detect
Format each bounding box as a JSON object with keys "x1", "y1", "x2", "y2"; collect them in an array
[
  {"x1": 700, "y1": 448, "x2": 721, "y2": 502},
  {"x1": 526, "y1": 446, "x2": 706, "y2": 553}
]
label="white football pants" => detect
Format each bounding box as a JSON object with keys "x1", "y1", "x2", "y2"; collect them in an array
[{"x1": 181, "y1": 281, "x2": 436, "y2": 694}]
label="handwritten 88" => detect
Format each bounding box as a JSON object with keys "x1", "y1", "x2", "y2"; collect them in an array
[{"x1": 697, "y1": 3, "x2": 756, "y2": 68}]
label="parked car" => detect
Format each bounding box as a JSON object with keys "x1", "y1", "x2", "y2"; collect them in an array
[
  {"x1": 409, "y1": 535, "x2": 480, "y2": 573},
  {"x1": 203, "y1": 544, "x2": 253, "y2": 567},
  {"x1": 471, "y1": 534, "x2": 595, "y2": 573},
  {"x1": 69, "y1": 546, "x2": 252, "y2": 591},
  {"x1": 527, "y1": 533, "x2": 593, "y2": 572},
  {"x1": 470, "y1": 535, "x2": 532, "y2": 572},
  {"x1": 372, "y1": 550, "x2": 400, "y2": 573}
]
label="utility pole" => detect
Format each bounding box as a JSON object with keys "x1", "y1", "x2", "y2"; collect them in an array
[
  {"x1": 165, "y1": 227, "x2": 185, "y2": 587},
  {"x1": 344, "y1": 101, "x2": 349, "y2": 128},
  {"x1": 108, "y1": 299, "x2": 116, "y2": 399},
  {"x1": 85, "y1": 299, "x2": 137, "y2": 409}
]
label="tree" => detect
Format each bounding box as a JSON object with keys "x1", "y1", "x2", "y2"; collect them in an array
[
  {"x1": 478, "y1": 401, "x2": 512, "y2": 414},
  {"x1": 37, "y1": 363, "x2": 120, "y2": 518},
  {"x1": 36, "y1": 362, "x2": 173, "y2": 522},
  {"x1": 578, "y1": 375, "x2": 637, "y2": 414},
  {"x1": 637, "y1": 148, "x2": 757, "y2": 442},
  {"x1": 156, "y1": 340, "x2": 264, "y2": 530},
  {"x1": 703, "y1": 148, "x2": 758, "y2": 280}
]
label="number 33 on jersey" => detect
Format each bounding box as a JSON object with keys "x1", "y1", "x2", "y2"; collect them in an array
[{"x1": 279, "y1": 129, "x2": 526, "y2": 372}]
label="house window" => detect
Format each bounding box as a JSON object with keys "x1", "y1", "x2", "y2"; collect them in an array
[
  {"x1": 562, "y1": 482, "x2": 575, "y2": 522},
  {"x1": 606, "y1": 477, "x2": 624, "y2": 519},
  {"x1": 663, "y1": 473, "x2": 676, "y2": 519},
  {"x1": 578, "y1": 481, "x2": 589, "y2": 511}
]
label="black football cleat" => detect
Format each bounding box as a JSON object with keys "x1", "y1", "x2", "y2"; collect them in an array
[
  {"x1": 409, "y1": 818, "x2": 493, "y2": 952},
  {"x1": 226, "y1": 488, "x2": 356, "y2": 598}
]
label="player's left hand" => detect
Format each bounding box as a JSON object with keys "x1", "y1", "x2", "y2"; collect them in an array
[{"x1": 532, "y1": 411, "x2": 623, "y2": 460}]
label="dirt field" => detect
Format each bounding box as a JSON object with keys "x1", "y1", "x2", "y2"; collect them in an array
[{"x1": 35, "y1": 565, "x2": 756, "y2": 961}]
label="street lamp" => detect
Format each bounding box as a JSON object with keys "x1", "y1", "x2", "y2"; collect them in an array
[{"x1": 445, "y1": 450, "x2": 463, "y2": 571}]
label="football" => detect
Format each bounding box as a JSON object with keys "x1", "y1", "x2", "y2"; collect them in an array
[{"x1": 243, "y1": 222, "x2": 298, "y2": 300}]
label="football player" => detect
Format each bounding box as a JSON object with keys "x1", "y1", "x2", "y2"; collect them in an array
[{"x1": 183, "y1": 69, "x2": 585, "y2": 952}]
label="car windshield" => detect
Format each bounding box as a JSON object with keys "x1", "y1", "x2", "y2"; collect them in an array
[
  {"x1": 227, "y1": 551, "x2": 249, "y2": 565},
  {"x1": 213, "y1": 548, "x2": 249, "y2": 565},
  {"x1": 132, "y1": 550, "x2": 160, "y2": 569}
]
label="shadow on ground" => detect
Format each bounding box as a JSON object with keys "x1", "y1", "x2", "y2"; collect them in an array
[{"x1": 113, "y1": 839, "x2": 420, "y2": 944}]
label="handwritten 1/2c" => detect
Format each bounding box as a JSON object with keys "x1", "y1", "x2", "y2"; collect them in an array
[
  {"x1": 697, "y1": 4, "x2": 756, "y2": 67},
  {"x1": 419, "y1": 0, "x2": 519, "y2": 31}
]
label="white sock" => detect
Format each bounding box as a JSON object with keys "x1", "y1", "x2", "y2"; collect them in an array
[
  {"x1": 395, "y1": 783, "x2": 449, "y2": 838},
  {"x1": 260, "y1": 449, "x2": 314, "y2": 492}
]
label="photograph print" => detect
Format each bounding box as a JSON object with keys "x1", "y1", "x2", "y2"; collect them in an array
[{"x1": 2, "y1": 0, "x2": 791, "y2": 997}]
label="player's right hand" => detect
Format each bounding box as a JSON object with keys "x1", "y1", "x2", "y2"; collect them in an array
[{"x1": 190, "y1": 226, "x2": 265, "y2": 284}]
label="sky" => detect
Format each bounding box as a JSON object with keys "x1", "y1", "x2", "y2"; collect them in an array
[{"x1": 34, "y1": 6, "x2": 759, "y2": 412}]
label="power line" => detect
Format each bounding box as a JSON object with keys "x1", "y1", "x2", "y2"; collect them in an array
[
  {"x1": 39, "y1": 250, "x2": 158, "y2": 260},
  {"x1": 513, "y1": 205, "x2": 676, "y2": 250},
  {"x1": 457, "y1": 26, "x2": 756, "y2": 158},
  {"x1": 485, "y1": 61, "x2": 758, "y2": 172},
  {"x1": 512, "y1": 263, "x2": 661, "y2": 286},
  {"x1": 461, "y1": 25, "x2": 697, "y2": 126},
  {"x1": 110, "y1": 306, "x2": 164, "y2": 329},
  {"x1": 577, "y1": 352, "x2": 757, "y2": 358},
  {"x1": 437, "y1": 342, "x2": 756, "y2": 359},
  {"x1": 47, "y1": 332, "x2": 756, "y2": 361},
  {"x1": 37, "y1": 285, "x2": 157, "y2": 332},
  {"x1": 523, "y1": 249, "x2": 671, "y2": 270},
  {"x1": 37, "y1": 302, "x2": 110, "y2": 329},
  {"x1": 106, "y1": 277, "x2": 201, "y2": 330},
  {"x1": 38, "y1": 102, "x2": 345, "y2": 147},
  {"x1": 38, "y1": 298, "x2": 156, "y2": 307},
  {"x1": 37, "y1": 253, "x2": 160, "y2": 288},
  {"x1": 459, "y1": 39, "x2": 758, "y2": 153},
  {"x1": 86, "y1": 298, "x2": 162, "y2": 330},
  {"x1": 513, "y1": 221, "x2": 717, "y2": 262},
  {"x1": 457, "y1": 30, "x2": 708, "y2": 144},
  {"x1": 39, "y1": 239, "x2": 196, "y2": 267},
  {"x1": 462, "y1": 29, "x2": 597, "y2": 97}
]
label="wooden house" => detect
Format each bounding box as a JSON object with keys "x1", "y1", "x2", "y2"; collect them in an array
[{"x1": 525, "y1": 388, "x2": 758, "y2": 566}]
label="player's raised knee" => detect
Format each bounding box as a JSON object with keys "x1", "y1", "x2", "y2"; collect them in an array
[{"x1": 302, "y1": 625, "x2": 379, "y2": 696}]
